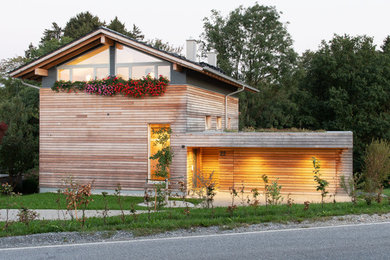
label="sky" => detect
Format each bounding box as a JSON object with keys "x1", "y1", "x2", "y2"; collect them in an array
[{"x1": 0, "y1": 0, "x2": 389, "y2": 60}]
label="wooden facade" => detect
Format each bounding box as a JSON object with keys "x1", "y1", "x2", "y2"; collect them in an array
[{"x1": 39, "y1": 85, "x2": 239, "y2": 192}]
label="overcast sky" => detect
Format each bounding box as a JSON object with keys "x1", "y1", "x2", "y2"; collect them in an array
[{"x1": 0, "y1": 0, "x2": 389, "y2": 60}]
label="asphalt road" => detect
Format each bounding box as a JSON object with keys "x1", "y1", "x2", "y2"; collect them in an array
[{"x1": 1, "y1": 222, "x2": 389, "y2": 260}]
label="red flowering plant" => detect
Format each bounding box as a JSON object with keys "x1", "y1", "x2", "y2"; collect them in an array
[{"x1": 52, "y1": 74, "x2": 169, "y2": 98}]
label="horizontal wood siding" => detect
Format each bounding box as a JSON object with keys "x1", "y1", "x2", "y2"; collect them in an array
[
  {"x1": 189, "y1": 147, "x2": 351, "y2": 195},
  {"x1": 178, "y1": 131, "x2": 353, "y2": 148},
  {"x1": 186, "y1": 85, "x2": 238, "y2": 132},
  {"x1": 40, "y1": 86, "x2": 188, "y2": 191}
]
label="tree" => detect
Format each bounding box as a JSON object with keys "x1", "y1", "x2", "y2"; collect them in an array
[
  {"x1": 147, "y1": 39, "x2": 182, "y2": 54},
  {"x1": 201, "y1": 4, "x2": 299, "y2": 129},
  {"x1": 0, "y1": 78, "x2": 39, "y2": 185},
  {"x1": 40, "y1": 22, "x2": 63, "y2": 43},
  {"x1": 297, "y1": 35, "x2": 390, "y2": 172},
  {"x1": 0, "y1": 122, "x2": 7, "y2": 144},
  {"x1": 25, "y1": 37, "x2": 73, "y2": 61},
  {"x1": 63, "y1": 11, "x2": 104, "y2": 39},
  {"x1": 107, "y1": 17, "x2": 145, "y2": 41}
]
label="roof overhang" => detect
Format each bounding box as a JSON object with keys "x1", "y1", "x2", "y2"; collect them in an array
[{"x1": 9, "y1": 28, "x2": 259, "y2": 93}]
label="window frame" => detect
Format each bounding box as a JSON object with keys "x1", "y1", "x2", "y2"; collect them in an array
[
  {"x1": 57, "y1": 47, "x2": 110, "y2": 81},
  {"x1": 147, "y1": 123, "x2": 171, "y2": 183},
  {"x1": 115, "y1": 44, "x2": 171, "y2": 80}
]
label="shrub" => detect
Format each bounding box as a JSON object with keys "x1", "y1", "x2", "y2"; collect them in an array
[
  {"x1": 193, "y1": 170, "x2": 217, "y2": 208},
  {"x1": 0, "y1": 182, "x2": 13, "y2": 195},
  {"x1": 63, "y1": 178, "x2": 93, "y2": 222},
  {"x1": 313, "y1": 157, "x2": 329, "y2": 207},
  {"x1": 262, "y1": 174, "x2": 283, "y2": 205},
  {"x1": 267, "y1": 179, "x2": 283, "y2": 205},
  {"x1": 17, "y1": 207, "x2": 38, "y2": 226},
  {"x1": 361, "y1": 139, "x2": 390, "y2": 203},
  {"x1": 340, "y1": 173, "x2": 362, "y2": 205}
]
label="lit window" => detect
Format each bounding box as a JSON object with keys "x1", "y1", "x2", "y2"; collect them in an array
[
  {"x1": 116, "y1": 45, "x2": 171, "y2": 80},
  {"x1": 58, "y1": 69, "x2": 70, "y2": 81},
  {"x1": 132, "y1": 66, "x2": 154, "y2": 79},
  {"x1": 205, "y1": 116, "x2": 212, "y2": 130},
  {"x1": 72, "y1": 68, "x2": 93, "y2": 82},
  {"x1": 116, "y1": 67, "x2": 129, "y2": 80},
  {"x1": 216, "y1": 117, "x2": 222, "y2": 130},
  {"x1": 57, "y1": 45, "x2": 109, "y2": 81},
  {"x1": 149, "y1": 124, "x2": 171, "y2": 181}
]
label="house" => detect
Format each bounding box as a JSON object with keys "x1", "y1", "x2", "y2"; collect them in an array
[{"x1": 10, "y1": 27, "x2": 352, "y2": 203}]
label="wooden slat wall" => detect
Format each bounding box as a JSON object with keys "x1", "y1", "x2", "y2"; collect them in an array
[
  {"x1": 186, "y1": 85, "x2": 238, "y2": 132},
  {"x1": 40, "y1": 86, "x2": 188, "y2": 191},
  {"x1": 177, "y1": 131, "x2": 353, "y2": 148},
  {"x1": 190, "y1": 147, "x2": 349, "y2": 195}
]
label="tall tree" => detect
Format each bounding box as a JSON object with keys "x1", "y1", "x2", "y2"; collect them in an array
[
  {"x1": 201, "y1": 4, "x2": 299, "y2": 129},
  {"x1": 63, "y1": 11, "x2": 104, "y2": 39},
  {"x1": 0, "y1": 79, "x2": 39, "y2": 184},
  {"x1": 40, "y1": 22, "x2": 63, "y2": 43},
  {"x1": 107, "y1": 16, "x2": 145, "y2": 40},
  {"x1": 297, "y1": 35, "x2": 390, "y2": 172}
]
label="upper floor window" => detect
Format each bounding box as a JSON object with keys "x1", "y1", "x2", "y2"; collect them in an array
[
  {"x1": 115, "y1": 44, "x2": 171, "y2": 80},
  {"x1": 205, "y1": 116, "x2": 212, "y2": 130},
  {"x1": 216, "y1": 117, "x2": 222, "y2": 130},
  {"x1": 57, "y1": 45, "x2": 109, "y2": 81}
]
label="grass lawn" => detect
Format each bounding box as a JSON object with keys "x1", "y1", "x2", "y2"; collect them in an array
[
  {"x1": 0, "y1": 194, "x2": 390, "y2": 238},
  {"x1": 0, "y1": 192, "x2": 202, "y2": 210}
]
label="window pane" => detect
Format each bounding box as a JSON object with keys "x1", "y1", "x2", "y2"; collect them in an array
[
  {"x1": 66, "y1": 46, "x2": 109, "y2": 65},
  {"x1": 132, "y1": 66, "x2": 154, "y2": 79},
  {"x1": 158, "y1": 66, "x2": 171, "y2": 80},
  {"x1": 217, "y1": 117, "x2": 222, "y2": 130},
  {"x1": 117, "y1": 67, "x2": 129, "y2": 80},
  {"x1": 73, "y1": 68, "x2": 94, "y2": 82},
  {"x1": 205, "y1": 116, "x2": 212, "y2": 130},
  {"x1": 58, "y1": 69, "x2": 70, "y2": 81},
  {"x1": 116, "y1": 45, "x2": 161, "y2": 64},
  {"x1": 149, "y1": 124, "x2": 171, "y2": 181},
  {"x1": 96, "y1": 67, "x2": 109, "y2": 80}
]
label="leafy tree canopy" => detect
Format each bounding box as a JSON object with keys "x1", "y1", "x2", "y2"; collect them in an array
[
  {"x1": 63, "y1": 11, "x2": 104, "y2": 39},
  {"x1": 107, "y1": 17, "x2": 144, "y2": 41},
  {"x1": 297, "y1": 34, "x2": 390, "y2": 171},
  {"x1": 201, "y1": 4, "x2": 299, "y2": 129}
]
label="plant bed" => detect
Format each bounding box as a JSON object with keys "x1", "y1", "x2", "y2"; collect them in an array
[{"x1": 0, "y1": 199, "x2": 389, "y2": 238}]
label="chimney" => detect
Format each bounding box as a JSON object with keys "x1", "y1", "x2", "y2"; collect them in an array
[
  {"x1": 207, "y1": 51, "x2": 217, "y2": 67},
  {"x1": 186, "y1": 39, "x2": 197, "y2": 62}
]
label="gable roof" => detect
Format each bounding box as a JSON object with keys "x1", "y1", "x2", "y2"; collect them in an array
[{"x1": 9, "y1": 27, "x2": 259, "y2": 93}]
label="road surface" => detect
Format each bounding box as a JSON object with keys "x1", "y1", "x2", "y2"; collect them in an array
[{"x1": 1, "y1": 222, "x2": 389, "y2": 260}]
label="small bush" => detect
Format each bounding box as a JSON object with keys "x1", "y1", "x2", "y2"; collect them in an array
[
  {"x1": 313, "y1": 157, "x2": 329, "y2": 207},
  {"x1": 0, "y1": 182, "x2": 14, "y2": 195},
  {"x1": 362, "y1": 139, "x2": 390, "y2": 204},
  {"x1": 17, "y1": 207, "x2": 38, "y2": 226}
]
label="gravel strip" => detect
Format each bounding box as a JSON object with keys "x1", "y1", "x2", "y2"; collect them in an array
[{"x1": 0, "y1": 212, "x2": 389, "y2": 249}]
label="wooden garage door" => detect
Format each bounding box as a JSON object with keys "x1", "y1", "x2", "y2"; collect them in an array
[{"x1": 199, "y1": 147, "x2": 342, "y2": 194}]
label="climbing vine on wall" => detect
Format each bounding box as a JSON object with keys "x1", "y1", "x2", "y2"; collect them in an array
[{"x1": 52, "y1": 75, "x2": 169, "y2": 98}]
